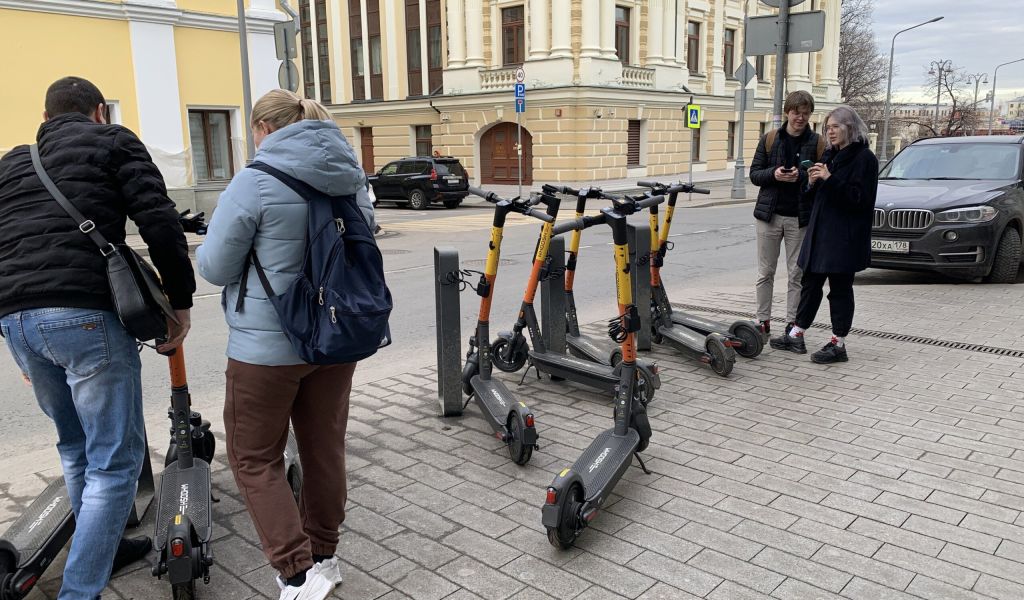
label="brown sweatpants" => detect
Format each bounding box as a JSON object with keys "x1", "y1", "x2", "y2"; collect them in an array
[{"x1": 224, "y1": 358, "x2": 356, "y2": 578}]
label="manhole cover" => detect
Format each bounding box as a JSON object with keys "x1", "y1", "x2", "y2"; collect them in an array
[
  {"x1": 381, "y1": 249, "x2": 411, "y2": 255},
  {"x1": 463, "y1": 258, "x2": 516, "y2": 266}
]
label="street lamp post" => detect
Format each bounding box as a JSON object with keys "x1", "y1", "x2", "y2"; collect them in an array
[
  {"x1": 929, "y1": 59, "x2": 952, "y2": 136},
  {"x1": 989, "y1": 57, "x2": 1024, "y2": 135},
  {"x1": 966, "y1": 72, "x2": 988, "y2": 134},
  {"x1": 880, "y1": 16, "x2": 943, "y2": 162}
]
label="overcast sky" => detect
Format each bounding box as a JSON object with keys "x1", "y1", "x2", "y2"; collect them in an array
[{"x1": 871, "y1": 0, "x2": 1024, "y2": 105}]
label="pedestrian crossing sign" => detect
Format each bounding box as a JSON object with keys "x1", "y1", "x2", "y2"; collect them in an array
[{"x1": 686, "y1": 104, "x2": 701, "y2": 129}]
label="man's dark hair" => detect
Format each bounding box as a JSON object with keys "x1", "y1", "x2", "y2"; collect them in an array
[
  {"x1": 44, "y1": 76, "x2": 105, "y2": 118},
  {"x1": 783, "y1": 90, "x2": 815, "y2": 115}
]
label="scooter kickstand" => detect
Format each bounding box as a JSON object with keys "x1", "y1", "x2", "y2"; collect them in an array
[
  {"x1": 518, "y1": 360, "x2": 538, "y2": 386},
  {"x1": 463, "y1": 392, "x2": 475, "y2": 411},
  {"x1": 633, "y1": 452, "x2": 653, "y2": 475}
]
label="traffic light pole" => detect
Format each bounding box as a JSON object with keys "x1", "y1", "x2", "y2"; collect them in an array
[{"x1": 771, "y1": 0, "x2": 789, "y2": 130}]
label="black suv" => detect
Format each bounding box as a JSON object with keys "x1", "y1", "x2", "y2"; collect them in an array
[
  {"x1": 367, "y1": 156, "x2": 469, "y2": 209},
  {"x1": 872, "y1": 135, "x2": 1024, "y2": 283}
]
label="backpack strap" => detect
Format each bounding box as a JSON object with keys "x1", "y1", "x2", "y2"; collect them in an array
[{"x1": 765, "y1": 129, "x2": 777, "y2": 154}]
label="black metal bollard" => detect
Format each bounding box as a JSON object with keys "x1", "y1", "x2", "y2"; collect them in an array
[
  {"x1": 434, "y1": 246, "x2": 463, "y2": 417},
  {"x1": 628, "y1": 224, "x2": 652, "y2": 351}
]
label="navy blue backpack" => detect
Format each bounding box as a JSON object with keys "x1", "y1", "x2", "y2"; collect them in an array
[{"x1": 235, "y1": 162, "x2": 392, "y2": 364}]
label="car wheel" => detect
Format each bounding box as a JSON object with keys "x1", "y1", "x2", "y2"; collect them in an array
[
  {"x1": 984, "y1": 227, "x2": 1022, "y2": 284},
  {"x1": 408, "y1": 189, "x2": 429, "y2": 210},
  {"x1": 443, "y1": 199, "x2": 462, "y2": 209}
]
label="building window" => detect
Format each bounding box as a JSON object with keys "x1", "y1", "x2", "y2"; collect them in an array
[
  {"x1": 755, "y1": 55, "x2": 766, "y2": 82},
  {"x1": 759, "y1": 121, "x2": 767, "y2": 139},
  {"x1": 502, "y1": 6, "x2": 525, "y2": 66},
  {"x1": 299, "y1": 0, "x2": 315, "y2": 98},
  {"x1": 349, "y1": 0, "x2": 364, "y2": 100},
  {"x1": 370, "y1": 36, "x2": 383, "y2": 76},
  {"x1": 687, "y1": 21, "x2": 700, "y2": 74},
  {"x1": 188, "y1": 110, "x2": 234, "y2": 182},
  {"x1": 615, "y1": 6, "x2": 630, "y2": 65},
  {"x1": 315, "y1": 0, "x2": 331, "y2": 103},
  {"x1": 627, "y1": 120, "x2": 642, "y2": 167},
  {"x1": 692, "y1": 125, "x2": 702, "y2": 162},
  {"x1": 415, "y1": 125, "x2": 432, "y2": 156},
  {"x1": 727, "y1": 121, "x2": 736, "y2": 160},
  {"x1": 367, "y1": 0, "x2": 383, "y2": 99},
  {"x1": 426, "y1": 0, "x2": 443, "y2": 94},
  {"x1": 723, "y1": 28, "x2": 735, "y2": 77},
  {"x1": 406, "y1": 0, "x2": 422, "y2": 96}
]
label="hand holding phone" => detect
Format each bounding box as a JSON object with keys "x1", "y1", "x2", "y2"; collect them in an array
[{"x1": 800, "y1": 159, "x2": 814, "y2": 169}]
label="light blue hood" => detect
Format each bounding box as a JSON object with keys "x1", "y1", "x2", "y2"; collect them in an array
[{"x1": 255, "y1": 119, "x2": 367, "y2": 196}]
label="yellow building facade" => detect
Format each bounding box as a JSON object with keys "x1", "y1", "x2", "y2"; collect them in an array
[{"x1": 0, "y1": 0, "x2": 290, "y2": 210}]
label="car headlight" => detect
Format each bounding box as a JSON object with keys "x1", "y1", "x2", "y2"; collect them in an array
[{"x1": 934, "y1": 205, "x2": 998, "y2": 223}]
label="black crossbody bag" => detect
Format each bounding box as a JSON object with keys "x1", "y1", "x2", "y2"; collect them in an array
[{"x1": 29, "y1": 144, "x2": 176, "y2": 342}]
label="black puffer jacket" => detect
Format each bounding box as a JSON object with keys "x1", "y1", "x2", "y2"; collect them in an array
[
  {"x1": 0, "y1": 113, "x2": 195, "y2": 318},
  {"x1": 749, "y1": 127, "x2": 822, "y2": 227}
]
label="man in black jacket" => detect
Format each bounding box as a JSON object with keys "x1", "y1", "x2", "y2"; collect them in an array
[
  {"x1": 0, "y1": 77, "x2": 195, "y2": 598},
  {"x1": 749, "y1": 90, "x2": 824, "y2": 343}
]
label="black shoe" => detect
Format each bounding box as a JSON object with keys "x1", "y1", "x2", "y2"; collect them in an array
[
  {"x1": 811, "y1": 341, "x2": 849, "y2": 364},
  {"x1": 769, "y1": 332, "x2": 806, "y2": 354},
  {"x1": 112, "y1": 536, "x2": 152, "y2": 574}
]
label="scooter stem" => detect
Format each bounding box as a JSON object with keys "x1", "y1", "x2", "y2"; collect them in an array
[{"x1": 167, "y1": 346, "x2": 188, "y2": 390}]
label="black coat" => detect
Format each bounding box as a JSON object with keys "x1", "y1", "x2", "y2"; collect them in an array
[
  {"x1": 797, "y1": 141, "x2": 879, "y2": 274},
  {"x1": 0, "y1": 114, "x2": 195, "y2": 318},
  {"x1": 749, "y1": 127, "x2": 822, "y2": 227}
]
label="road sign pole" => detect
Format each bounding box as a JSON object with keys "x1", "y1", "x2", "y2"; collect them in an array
[
  {"x1": 517, "y1": 111, "x2": 523, "y2": 199},
  {"x1": 514, "y1": 68, "x2": 526, "y2": 199},
  {"x1": 732, "y1": 3, "x2": 751, "y2": 200},
  {"x1": 687, "y1": 95, "x2": 695, "y2": 188},
  {"x1": 772, "y1": 0, "x2": 790, "y2": 130},
  {"x1": 236, "y1": 0, "x2": 255, "y2": 161}
]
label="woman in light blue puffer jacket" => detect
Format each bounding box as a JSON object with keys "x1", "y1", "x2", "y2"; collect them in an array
[{"x1": 196, "y1": 89, "x2": 372, "y2": 600}]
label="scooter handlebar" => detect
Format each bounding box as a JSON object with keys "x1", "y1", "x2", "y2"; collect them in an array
[
  {"x1": 468, "y1": 186, "x2": 503, "y2": 204},
  {"x1": 638, "y1": 181, "x2": 712, "y2": 195},
  {"x1": 636, "y1": 194, "x2": 667, "y2": 209},
  {"x1": 523, "y1": 207, "x2": 555, "y2": 223},
  {"x1": 636, "y1": 180, "x2": 662, "y2": 189},
  {"x1": 552, "y1": 213, "x2": 605, "y2": 235}
]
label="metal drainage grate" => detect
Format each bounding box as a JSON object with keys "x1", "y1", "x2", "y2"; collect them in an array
[
  {"x1": 381, "y1": 249, "x2": 411, "y2": 255},
  {"x1": 464, "y1": 258, "x2": 516, "y2": 266},
  {"x1": 675, "y1": 303, "x2": 1024, "y2": 359}
]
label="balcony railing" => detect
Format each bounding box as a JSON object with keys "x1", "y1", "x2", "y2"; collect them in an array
[
  {"x1": 621, "y1": 65, "x2": 655, "y2": 88},
  {"x1": 481, "y1": 67, "x2": 518, "y2": 91}
]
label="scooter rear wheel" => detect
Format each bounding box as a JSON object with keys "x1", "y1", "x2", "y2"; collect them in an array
[
  {"x1": 171, "y1": 580, "x2": 195, "y2": 600},
  {"x1": 730, "y1": 322, "x2": 764, "y2": 359},
  {"x1": 492, "y1": 338, "x2": 528, "y2": 373},
  {"x1": 507, "y1": 413, "x2": 533, "y2": 465},
  {"x1": 706, "y1": 337, "x2": 736, "y2": 377},
  {"x1": 547, "y1": 483, "x2": 584, "y2": 549}
]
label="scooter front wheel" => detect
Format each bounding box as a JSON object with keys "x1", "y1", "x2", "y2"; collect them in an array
[
  {"x1": 730, "y1": 322, "x2": 764, "y2": 359},
  {"x1": 706, "y1": 337, "x2": 736, "y2": 377},
  {"x1": 491, "y1": 338, "x2": 528, "y2": 373},
  {"x1": 171, "y1": 580, "x2": 195, "y2": 600},
  {"x1": 507, "y1": 412, "x2": 534, "y2": 465},
  {"x1": 547, "y1": 483, "x2": 584, "y2": 549},
  {"x1": 461, "y1": 357, "x2": 479, "y2": 396}
]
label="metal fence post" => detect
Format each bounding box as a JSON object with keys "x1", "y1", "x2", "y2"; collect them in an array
[
  {"x1": 434, "y1": 246, "x2": 463, "y2": 416},
  {"x1": 541, "y1": 236, "x2": 567, "y2": 354},
  {"x1": 628, "y1": 224, "x2": 652, "y2": 351}
]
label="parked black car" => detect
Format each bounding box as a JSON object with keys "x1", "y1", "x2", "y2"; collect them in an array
[
  {"x1": 871, "y1": 135, "x2": 1024, "y2": 283},
  {"x1": 367, "y1": 156, "x2": 469, "y2": 209}
]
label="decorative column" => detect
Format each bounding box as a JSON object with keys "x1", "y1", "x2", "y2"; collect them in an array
[
  {"x1": 466, "y1": 0, "x2": 484, "y2": 66},
  {"x1": 787, "y1": 51, "x2": 812, "y2": 92},
  {"x1": 580, "y1": 0, "x2": 601, "y2": 58},
  {"x1": 818, "y1": 0, "x2": 841, "y2": 100},
  {"x1": 528, "y1": 0, "x2": 550, "y2": 59},
  {"x1": 447, "y1": 0, "x2": 466, "y2": 67},
  {"x1": 647, "y1": 0, "x2": 665, "y2": 64},
  {"x1": 661, "y1": 0, "x2": 677, "y2": 65},
  {"x1": 599, "y1": 0, "x2": 616, "y2": 59},
  {"x1": 550, "y1": 0, "x2": 572, "y2": 57}
]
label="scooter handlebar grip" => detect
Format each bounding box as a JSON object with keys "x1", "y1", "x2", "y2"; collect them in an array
[
  {"x1": 689, "y1": 186, "x2": 712, "y2": 195},
  {"x1": 552, "y1": 217, "x2": 585, "y2": 235},
  {"x1": 636, "y1": 180, "x2": 662, "y2": 189},
  {"x1": 637, "y1": 194, "x2": 667, "y2": 209},
  {"x1": 468, "y1": 186, "x2": 501, "y2": 203},
  {"x1": 526, "y1": 208, "x2": 556, "y2": 223}
]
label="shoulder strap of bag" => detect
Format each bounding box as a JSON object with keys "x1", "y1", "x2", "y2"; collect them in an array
[
  {"x1": 766, "y1": 129, "x2": 777, "y2": 154},
  {"x1": 29, "y1": 144, "x2": 117, "y2": 257}
]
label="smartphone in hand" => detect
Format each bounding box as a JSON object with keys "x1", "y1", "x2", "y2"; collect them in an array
[{"x1": 800, "y1": 159, "x2": 814, "y2": 169}]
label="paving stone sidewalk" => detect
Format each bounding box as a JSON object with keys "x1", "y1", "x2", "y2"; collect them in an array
[{"x1": 3, "y1": 277, "x2": 1024, "y2": 600}]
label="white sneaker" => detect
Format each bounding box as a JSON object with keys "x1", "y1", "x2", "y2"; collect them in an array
[
  {"x1": 277, "y1": 570, "x2": 332, "y2": 600},
  {"x1": 312, "y1": 557, "x2": 343, "y2": 587}
]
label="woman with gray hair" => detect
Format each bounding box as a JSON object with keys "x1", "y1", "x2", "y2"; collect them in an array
[{"x1": 770, "y1": 105, "x2": 878, "y2": 364}]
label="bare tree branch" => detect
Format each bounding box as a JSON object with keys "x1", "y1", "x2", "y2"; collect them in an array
[{"x1": 838, "y1": 0, "x2": 887, "y2": 107}]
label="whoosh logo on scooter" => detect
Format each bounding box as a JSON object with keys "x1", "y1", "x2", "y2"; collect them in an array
[
  {"x1": 588, "y1": 447, "x2": 612, "y2": 473},
  {"x1": 27, "y1": 495, "x2": 63, "y2": 534},
  {"x1": 179, "y1": 484, "x2": 189, "y2": 514},
  {"x1": 491, "y1": 388, "x2": 507, "y2": 407}
]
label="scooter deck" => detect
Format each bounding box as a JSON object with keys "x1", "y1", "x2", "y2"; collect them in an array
[
  {"x1": 0, "y1": 479, "x2": 72, "y2": 570},
  {"x1": 655, "y1": 323, "x2": 707, "y2": 353},
  {"x1": 566, "y1": 333, "x2": 616, "y2": 366},
  {"x1": 154, "y1": 459, "x2": 212, "y2": 548},
  {"x1": 672, "y1": 313, "x2": 730, "y2": 336},
  {"x1": 470, "y1": 376, "x2": 518, "y2": 426},
  {"x1": 530, "y1": 351, "x2": 619, "y2": 393},
  {"x1": 573, "y1": 428, "x2": 640, "y2": 504}
]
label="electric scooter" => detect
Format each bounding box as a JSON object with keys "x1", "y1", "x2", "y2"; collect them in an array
[
  {"x1": 491, "y1": 188, "x2": 661, "y2": 402},
  {"x1": 550, "y1": 185, "x2": 622, "y2": 367},
  {"x1": 460, "y1": 187, "x2": 552, "y2": 465},
  {"x1": 638, "y1": 180, "x2": 764, "y2": 359},
  {"x1": 542, "y1": 193, "x2": 665, "y2": 548},
  {"x1": 633, "y1": 182, "x2": 738, "y2": 377}
]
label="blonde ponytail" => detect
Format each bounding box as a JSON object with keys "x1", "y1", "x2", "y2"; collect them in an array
[{"x1": 251, "y1": 89, "x2": 332, "y2": 131}]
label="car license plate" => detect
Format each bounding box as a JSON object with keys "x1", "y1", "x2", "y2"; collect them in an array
[
  {"x1": 445, "y1": 176, "x2": 460, "y2": 183},
  {"x1": 871, "y1": 239, "x2": 909, "y2": 254}
]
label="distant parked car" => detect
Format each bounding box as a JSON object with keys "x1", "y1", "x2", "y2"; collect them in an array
[
  {"x1": 871, "y1": 135, "x2": 1024, "y2": 283},
  {"x1": 368, "y1": 156, "x2": 469, "y2": 209}
]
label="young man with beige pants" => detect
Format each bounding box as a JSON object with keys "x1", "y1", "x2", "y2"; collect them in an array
[{"x1": 749, "y1": 90, "x2": 824, "y2": 342}]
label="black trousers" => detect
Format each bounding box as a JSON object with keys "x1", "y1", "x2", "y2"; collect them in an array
[{"x1": 795, "y1": 271, "x2": 855, "y2": 337}]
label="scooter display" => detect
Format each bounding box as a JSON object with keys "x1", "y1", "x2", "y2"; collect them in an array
[
  {"x1": 636, "y1": 182, "x2": 738, "y2": 377},
  {"x1": 541, "y1": 193, "x2": 665, "y2": 548},
  {"x1": 460, "y1": 187, "x2": 553, "y2": 465},
  {"x1": 491, "y1": 188, "x2": 660, "y2": 402},
  {"x1": 638, "y1": 180, "x2": 764, "y2": 359}
]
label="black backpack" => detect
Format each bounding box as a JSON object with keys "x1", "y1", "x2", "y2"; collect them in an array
[{"x1": 236, "y1": 162, "x2": 392, "y2": 364}]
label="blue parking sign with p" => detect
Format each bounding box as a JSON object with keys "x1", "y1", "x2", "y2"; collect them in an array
[
  {"x1": 686, "y1": 104, "x2": 701, "y2": 129},
  {"x1": 514, "y1": 83, "x2": 525, "y2": 98}
]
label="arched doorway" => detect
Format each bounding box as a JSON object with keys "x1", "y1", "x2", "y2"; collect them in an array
[{"x1": 480, "y1": 122, "x2": 533, "y2": 185}]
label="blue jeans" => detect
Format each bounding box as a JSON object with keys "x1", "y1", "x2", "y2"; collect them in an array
[{"x1": 0, "y1": 308, "x2": 144, "y2": 600}]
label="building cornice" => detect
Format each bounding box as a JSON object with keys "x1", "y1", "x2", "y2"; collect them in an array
[{"x1": 0, "y1": 0, "x2": 286, "y2": 33}]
